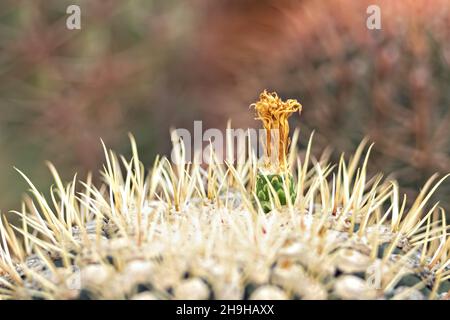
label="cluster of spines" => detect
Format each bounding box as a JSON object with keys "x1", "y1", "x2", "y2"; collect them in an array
[{"x1": 0, "y1": 129, "x2": 449, "y2": 299}]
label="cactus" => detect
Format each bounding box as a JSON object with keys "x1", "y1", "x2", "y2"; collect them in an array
[
  {"x1": 0, "y1": 94, "x2": 450, "y2": 300},
  {"x1": 256, "y1": 173, "x2": 296, "y2": 213},
  {"x1": 251, "y1": 90, "x2": 301, "y2": 213}
]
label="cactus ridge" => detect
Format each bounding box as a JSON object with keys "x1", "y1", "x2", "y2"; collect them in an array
[{"x1": 256, "y1": 173, "x2": 296, "y2": 213}]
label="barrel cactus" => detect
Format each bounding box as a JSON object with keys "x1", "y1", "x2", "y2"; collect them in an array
[{"x1": 0, "y1": 92, "x2": 449, "y2": 300}]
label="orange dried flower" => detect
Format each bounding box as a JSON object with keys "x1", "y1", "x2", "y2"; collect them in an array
[{"x1": 251, "y1": 90, "x2": 302, "y2": 171}]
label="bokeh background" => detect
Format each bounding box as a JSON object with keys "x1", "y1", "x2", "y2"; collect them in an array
[{"x1": 0, "y1": 0, "x2": 449, "y2": 215}]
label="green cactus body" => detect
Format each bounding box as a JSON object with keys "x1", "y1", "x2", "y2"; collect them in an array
[{"x1": 256, "y1": 172, "x2": 296, "y2": 213}]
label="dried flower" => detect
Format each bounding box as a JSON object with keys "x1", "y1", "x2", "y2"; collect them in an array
[{"x1": 251, "y1": 90, "x2": 302, "y2": 171}]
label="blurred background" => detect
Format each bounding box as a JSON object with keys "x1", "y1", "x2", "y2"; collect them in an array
[{"x1": 0, "y1": 0, "x2": 449, "y2": 214}]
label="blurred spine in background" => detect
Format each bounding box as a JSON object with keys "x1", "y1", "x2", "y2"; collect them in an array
[{"x1": 0, "y1": 0, "x2": 449, "y2": 212}]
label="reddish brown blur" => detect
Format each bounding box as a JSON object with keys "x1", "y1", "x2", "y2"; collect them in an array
[{"x1": 0, "y1": 0, "x2": 449, "y2": 212}]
